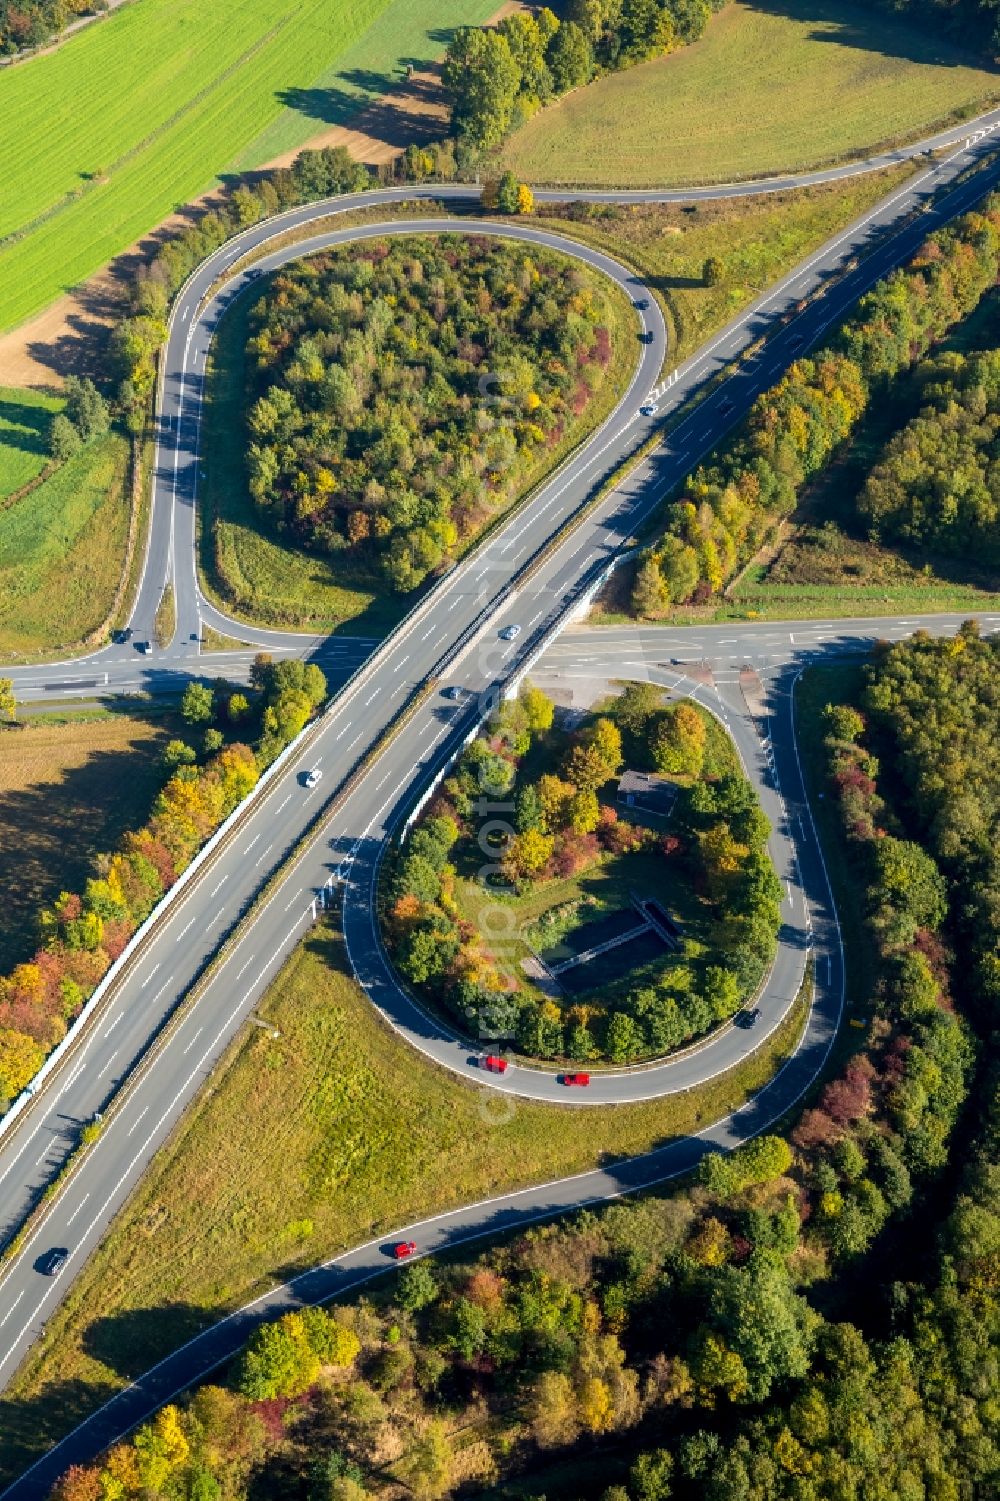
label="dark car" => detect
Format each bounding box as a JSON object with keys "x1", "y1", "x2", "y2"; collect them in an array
[
  {"x1": 718, "y1": 398, "x2": 734, "y2": 416},
  {"x1": 113, "y1": 627, "x2": 133, "y2": 645},
  {"x1": 135, "y1": 640, "x2": 152, "y2": 655},
  {"x1": 37, "y1": 1247, "x2": 68, "y2": 1278}
]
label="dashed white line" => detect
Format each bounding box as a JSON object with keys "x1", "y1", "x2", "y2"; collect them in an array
[
  {"x1": 140, "y1": 964, "x2": 161, "y2": 988},
  {"x1": 175, "y1": 917, "x2": 195, "y2": 942},
  {"x1": 103, "y1": 1014, "x2": 122, "y2": 1038},
  {"x1": 244, "y1": 834, "x2": 260, "y2": 853},
  {"x1": 209, "y1": 876, "x2": 227, "y2": 896},
  {"x1": 182, "y1": 1027, "x2": 204, "y2": 1056},
  {"x1": 97, "y1": 1055, "x2": 117, "y2": 1080},
  {"x1": 127, "y1": 1107, "x2": 149, "y2": 1138},
  {"x1": 66, "y1": 1194, "x2": 89, "y2": 1227},
  {"x1": 0, "y1": 1291, "x2": 23, "y2": 1328}
]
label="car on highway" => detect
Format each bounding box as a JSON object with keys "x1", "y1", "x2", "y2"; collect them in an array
[
  {"x1": 36, "y1": 1247, "x2": 68, "y2": 1277},
  {"x1": 137, "y1": 640, "x2": 152, "y2": 655},
  {"x1": 499, "y1": 624, "x2": 521, "y2": 641},
  {"x1": 113, "y1": 627, "x2": 133, "y2": 644},
  {"x1": 639, "y1": 403, "x2": 658, "y2": 417},
  {"x1": 304, "y1": 766, "x2": 323, "y2": 790},
  {"x1": 393, "y1": 1240, "x2": 418, "y2": 1259},
  {"x1": 442, "y1": 685, "x2": 466, "y2": 701},
  {"x1": 641, "y1": 330, "x2": 654, "y2": 344},
  {"x1": 718, "y1": 398, "x2": 735, "y2": 416},
  {"x1": 561, "y1": 1072, "x2": 591, "y2": 1087},
  {"x1": 789, "y1": 333, "x2": 805, "y2": 350},
  {"x1": 633, "y1": 297, "x2": 648, "y2": 310}
]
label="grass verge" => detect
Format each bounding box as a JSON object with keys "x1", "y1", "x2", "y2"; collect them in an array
[
  {"x1": 0, "y1": 922, "x2": 806, "y2": 1483},
  {"x1": 538, "y1": 162, "x2": 916, "y2": 366},
  {"x1": 0, "y1": 431, "x2": 131, "y2": 661},
  {"x1": 499, "y1": 0, "x2": 998, "y2": 189},
  {"x1": 0, "y1": 709, "x2": 177, "y2": 972},
  {"x1": 0, "y1": 386, "x2": 61, "y2": 500}
]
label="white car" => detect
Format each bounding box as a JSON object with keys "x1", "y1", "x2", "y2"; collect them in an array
[
  {"x1": 304, "y1": 766, "x2": 323, "y2": 789},
  {"x1": 499, "y1": 624, "x2": 521, "y2": 641},
  {"x1": 640, "y1": 402, "x2": 658, "y2": 417}
]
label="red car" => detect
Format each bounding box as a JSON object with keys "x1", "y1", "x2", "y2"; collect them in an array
[
  {"x1": 393, "y1": 1241, "x2": 417, "y2": 1260},
  {"x1": 562, "y1": 1072, "x2": 590, "y2": 1087},
  {"x1": 482, "y1": 1054, "x2": 508, "y2": 1074}
]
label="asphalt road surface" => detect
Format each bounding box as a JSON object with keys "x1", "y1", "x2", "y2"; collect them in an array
[{"x1": 2, "y1": 136, "x2": 1000, "y2": 1493}]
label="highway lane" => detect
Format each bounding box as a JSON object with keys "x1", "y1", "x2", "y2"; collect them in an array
[{"x1": 1, "y1": 138, "x2": 1000, "y2": 1453}]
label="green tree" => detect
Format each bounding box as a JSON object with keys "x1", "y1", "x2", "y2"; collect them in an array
[
  {"x1": 443, "y1": 27, "x2": 520, "y2": 149},
  {"x1": 702, "y1": 256, "x2": 724, "y2": 286},
  {"x1": 181, "y1": 681, "x2": 214, "y2": 725},
  {"x1": 397, "y1": 1259, "x2": 439, "y2": 1313},
  {"x1": 547, "y1": 18, "x2": 593, "y2": 91},
  {"x1": 632, "y1": 555, "x2": 669, "y2": 617},
  {"x1": 0, "y1": 677, "x2": 15, "y2": 723},
  {"x1": 161, "y1": 739, "x2": 197, "y2": 772},
  {"x1": 49, "y1": 413, "x2": 82, "y2": 461},
  {"x1": 236, "y1": 1312, "x2": 321, "y2": 1400}
]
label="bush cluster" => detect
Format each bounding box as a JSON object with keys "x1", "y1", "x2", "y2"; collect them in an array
[
  {"x1": 385, "y1": 681, "x2": 780, "y2": 1062},
  {"x1": 242, "y1": 235, "x2": 616, "y2": 593}
]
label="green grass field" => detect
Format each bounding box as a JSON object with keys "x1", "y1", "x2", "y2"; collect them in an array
[
  {"x1": 0, "y1": 387, "x2": 61, "y2": 499},
  {"x1": 0, "y1": 0, "x2": 497, "y2": 332},
  {"x1": 0, "y1": 925, "x2": 806, "y2": 1484},
  {"x1": 500, "y1": 0, "x2": 998, "y2": 189},
  {"x1": 0, "y1": 710, "x2": 174, "y2": 973},
  {"x1": 0, "y1": 430, "x2": 130, "y2": 658}
]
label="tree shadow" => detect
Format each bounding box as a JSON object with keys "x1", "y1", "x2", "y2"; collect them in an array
[
  {"x1": 746, "y1": 0, "x2": 999, "y2": 70},
  {"x1": 0, "y1": 719, "x2": 173, "y2": 971},
  {"x1": 0, "y1": 393, "x2": 56, "y2": 460}
]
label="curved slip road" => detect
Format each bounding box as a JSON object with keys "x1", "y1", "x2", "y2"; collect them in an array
[{"x1": 2, "y1": 137, "x2": 1000, "y2": 1490}]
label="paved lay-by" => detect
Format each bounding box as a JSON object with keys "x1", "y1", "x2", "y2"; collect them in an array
[{"x1": 2, "y1": 125, "x2": 1000, "y2": 1496}]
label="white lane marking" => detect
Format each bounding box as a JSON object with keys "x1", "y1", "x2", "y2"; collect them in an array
[
  {"x1": 364, "y1": 690, "x2": 378, "y2": 705},
  {"x1": 140, "y1": 964, "x2": 161, "y2": 988},
  {"x1": 0, "y1": 1291, "x2": 23, "y2": 1328},
  {"x1": 235, "y1": 955, "x2": 256, "y2": 980},
  {"x1": 126, "y1": 1107, "x2": 149, "y2": 1138},
  {"x1": 244, "y1": 834, "x2": 260, "y2": 852},
  {"x1": 175, "y1": 917, "x2": 195, "y2": 942},
  {"x1": 284, "y1": 887, "x2": 304, "y2": 912},
  {"x1": 66, "y1": 1194, "x2": 89, "y2": 1227},
  {"x1": 395, "y1": 655, "x2": 409, "y2": 670},
  {"x1": 212, "y1": 908, "x2": 226, "y2": 926},
  {"x1": 103, "y1": 1015, "x2": 123, "y2": 1038},
  {"x1": 34, "y1": 1145, "x2": 50, "y2": 1168},
  {"x1": 210, "y1": 876, "x2": 227, "y2": 896},
  {"x1": 182, "y1": 1027, "x2": 203, "y2": 1056},
  {"x1": 97, "y1": 1055, "x2": 117, "y2": 1080},
  {"x1": 254, "y1": 843, "x2": 274, "y2": 866},
  {"x1": 275, "y1": 793, "x2": 292, "y2": 813}
]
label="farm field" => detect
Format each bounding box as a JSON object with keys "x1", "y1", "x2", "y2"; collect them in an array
[
  {"x1": 0, "y1": 429, "x2": 131, "y2": 659},
  {"x1": 0, "y1": 710, "x2": 174, "y2": 974},
  {"x1": 0, "y1": 0, "x2": 498, "y2": 333},
  {"x1": 0, "y1": 387, "x2": 61, "y2": 499},
  {"x1": 499, "y1": 0, "x2": 999, "y2": 188},
  {"x1": 0, "y1": 924, "x2": 807, "y2": 1485}
]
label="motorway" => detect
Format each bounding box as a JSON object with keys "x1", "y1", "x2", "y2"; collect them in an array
[{"x1": 1, "y1": 131, "x2": 1000, "y2": 1494}]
